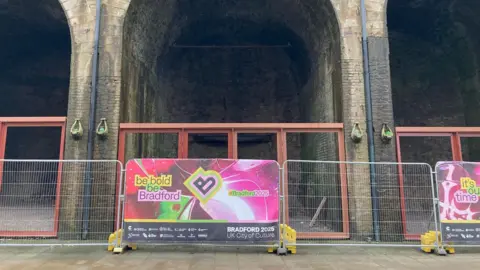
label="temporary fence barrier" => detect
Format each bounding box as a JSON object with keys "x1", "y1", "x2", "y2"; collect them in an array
[
  {"x1": 0, "y1": 159, "x2": 123, "y2": 246},
  {"x1": 280, "y1": 160, "x2": 439, "y2": 250},
  {"x1": 113, "y1": 158, "x2": 283, "y2": 253},
  {"x1": 0, "y1": 158, "x2": 465, "y2": 255},
  {"x1": 435, "y1": 161, "x2": 480, "y2": 249}
]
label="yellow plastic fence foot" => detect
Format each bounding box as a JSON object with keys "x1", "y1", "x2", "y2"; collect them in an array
[
  {"x1": 277, "y1": 224, "x2": 296, "y2": 255},
  {"x1": 445, "y1": 246, "x2": 455, "y2": 254},
  {"x1": 267, "y1": 242, "x2": 281, "y2": 254},
  {"x1": 108, "y1": 231, "x2": 121, "y2": 252},
  {"x1": 108, "y1": 229, "x2": 136, "y2": 254},
  {"x1": 268, "y1": 225, "x2": 298, "y2": 255},
  {"x1": 438, "y1": 245, "x2": 455, "y2": 255},
  {"x1": 420, "y1": 231, "x2": 438, "y2": 254},
  {"x1": 113, "y1": 246, "x2": 128, "y2": 254},
  {"x1": 420, "y1": 230, "x2": 455, "y2": 255},
  {"x1": 112, "y1": 244, "x2": 136, "y2": 254},
  {"x1": 421, "y1": 248, "x2": 432, "y2": 253}
]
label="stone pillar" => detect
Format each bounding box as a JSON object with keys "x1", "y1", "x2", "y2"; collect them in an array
[
  {"x1": 94, "y1": 1, "x2": 125, "y2": 162},
  {"x1": 331, "y1": 0, "x2": 373, "y2": 240},
  {"x1": 83, "y1": 1, "x2": 130, "y2": 237},
  {"x1": 58, "y1": 0, "x2": 96, "y2": 238},
  {"x1": 366, "y1": 0, "x2": 396, "y2": 163},
  {"x1": 365, "y1": 0, "x2": 403, "y2": 241}
]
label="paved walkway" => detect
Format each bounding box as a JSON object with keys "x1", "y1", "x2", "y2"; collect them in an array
[{"x1": 0, "y1": 246, "x2": 477, "y2": 270}]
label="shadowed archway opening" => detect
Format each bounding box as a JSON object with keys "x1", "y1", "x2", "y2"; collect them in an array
[
  {"x1": 0, "y1": 0, "x2": 71, "y2": 235},
  {"x1": 122, "y1": 0, "x2": 343, "y2": 124},
  {"x1": 388, "y1": 0, "x2": 480, "y2": 162},
  {"x1": 0, "y1": 1, "x2": 71, "y2": 159},
  {"x1": 387, "y1": 0, "x2": 480, "y2": 237},
  {"x1": 121, "y1": 0, "x2": 345, "y2": 234}
]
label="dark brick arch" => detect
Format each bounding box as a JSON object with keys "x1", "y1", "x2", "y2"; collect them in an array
[
  {"x1": 0, "y1": 0, "x2": 72, "y2": 117},
  {"x1": 120, "y1": 0, "x2": 343, "y2": 124},
  {"x1": 0, "y1": 0, "x2": 76, "y2": 238},
  {"x1": 116, "y1": 0, "x2": 353, "y2": 237},
  {"x1": 386, "y1": 0, "x2": 480, "y2": 162},
  {"x1": 0, "y1": 0, "x2": 72, "y2": 159}
]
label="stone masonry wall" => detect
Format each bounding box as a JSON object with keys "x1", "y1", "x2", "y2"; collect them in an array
[
  {"x1": 1, "y1": 0, "x2": 389, "y2": 239},
  {"x1": 57, "y1": 0, "x2": 98, "y2": 238},
  {"x1": 10, "y1": 0, "x2": 480, "y2": 241}
]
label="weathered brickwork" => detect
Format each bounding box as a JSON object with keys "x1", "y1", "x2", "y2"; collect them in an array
[
  {"x1": 55, "y1": 0, "x2": 375, "y2": 238},
  {"x1": 5, "y1": 0, "x2": 480, "y2": 241},
  {"x1": 6, "y1": 0, "x2": 443, "y2": 239}
]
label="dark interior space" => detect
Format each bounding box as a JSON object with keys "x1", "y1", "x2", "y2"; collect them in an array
[
  {"x1": 388, "y1": 0, "x2": 480, "y2": 162},
  {"x1": 121, "y1": 0, "x2": 343, "y2": 127},
  {"x1": 387, "y1": 0, "x2": 480, "y2": 237},
  {"x1": 0, "y1": 0, "x2": 71, "y2": 159},
  {"x1": 0, "y1": 1, "x2": 70, "y2": 234},
  {"x1": 121, "y1": 0, "x2": 344, "y2": 233}
]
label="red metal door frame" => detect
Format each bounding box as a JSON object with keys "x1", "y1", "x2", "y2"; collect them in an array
[
  {"x1": 280, "y1": 127, "x2": 349, "y2": 239},
  {"x1": 117, "y1": 123, "x2": 348, "y2": 239},
  {"x1": 0, "y1": 117, "x2": 66, "y2": 237},
  {"x1": 395, "y1": 127, "x2": 480, "y2": 240},
  {"x1": 181, "y1": 129, "x2": 234, "y2": 158},
  {"x1": 231, "y1": 129, "x2": 282, "y2": 162}
]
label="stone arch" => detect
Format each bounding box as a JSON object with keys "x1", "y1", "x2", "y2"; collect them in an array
[
  {"x1": 0, "y1": 0, "x2": 72, "y2": 159},
  {"x1": 57, "y1": 0, "x2": 76, "y2": 53},
  {"x1": 0, "y1": 0, "x2": 73, "y2": 236},
  {"x1": 386, "y1": 1, "x2": 480, "y2": 238},
  {"x1": 120, "y1": 0, "x2": 345, "y2": 232},
  {"x1": 387, "y1": 0, "x2": 480, "y2": 162},
  {"x1": 121, "y1": 0, "x2": 343, "y2": 125}
]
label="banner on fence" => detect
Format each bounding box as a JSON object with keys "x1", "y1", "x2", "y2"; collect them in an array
[
  {"x1": 123, "y1": 159, "x2": 279, "y2": 243},
  {"x1": 436, "y1": 161, "x2": 480, "y2": 244}
]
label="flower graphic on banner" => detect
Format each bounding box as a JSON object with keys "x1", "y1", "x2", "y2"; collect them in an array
[
  {"x1": 437, "y1": 162, "x2": 480, "y2": 221},
  {"x1": 124, "y1": 159, "x2": 279, "y2": 222}
]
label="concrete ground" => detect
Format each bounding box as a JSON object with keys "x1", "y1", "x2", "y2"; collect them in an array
[{"x1": 0, "y1": 245, "x2": 477, "y2": 270}]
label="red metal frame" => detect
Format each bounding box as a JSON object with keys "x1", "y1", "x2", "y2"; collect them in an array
[
  {"x1": 117, "y1": 123, "x2": 348, "y2": 239},
  {"x1": 0, "y1": 117, "x2": 66, "y2": 237},
  {"x1": 395, "y1": 127, "x2": 480, "y2": 240},
  {"x1": 182, "y1": 130, "x2": 234, "y2": 158},
  {"x1": 279, "y1": 128, "x2": 349, "y2": 239}
]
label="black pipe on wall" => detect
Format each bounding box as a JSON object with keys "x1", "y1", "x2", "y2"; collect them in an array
[
  {"x1": 81, "y1": 0, "x2": 102, "y2": 240},
  {"x1": 360, "y1": 0, "x2": 381, "y2": 242}
]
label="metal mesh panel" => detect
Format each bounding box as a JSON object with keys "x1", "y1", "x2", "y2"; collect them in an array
[
  {"x1": 0, "y1": 160, "x2": 122, "y2": 246},
  {"x1": 282, "y1": 160, "x2": 438, "y2": 247},
  {"x1": 284, "y1": 161, "x2": 343, "y2": 234}
]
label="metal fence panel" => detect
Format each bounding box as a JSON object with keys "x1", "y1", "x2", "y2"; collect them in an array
[
  {"x1": 118, "y1": 158, "x2": 282, "y2": 249},
  {"x1": 0, "y1": 160, "x2": 123, "y2": 246},
  {"x1": 281, "y1": 160, "x2": 438, "y2": 248},
  {"x1": 435, "y1": 161, "x2": 480, "y2": 248}
]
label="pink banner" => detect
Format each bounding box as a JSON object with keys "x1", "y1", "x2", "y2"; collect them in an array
[
  {"x1": 123, "y1": 159, "x2": 280, "y2": 243},
  {"x1": 436, "y1": 162, "x2": 480, "y2": 243}
]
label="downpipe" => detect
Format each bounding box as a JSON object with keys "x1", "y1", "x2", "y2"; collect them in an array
[
  {"x1": 360, "y1": 0, "x2": 381, "y2": 242},
  {"x1": 81, "y1": 0, "x2": 102, "y2": 240}
]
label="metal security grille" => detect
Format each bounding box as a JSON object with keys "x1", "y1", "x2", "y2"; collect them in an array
[
  {"x1": 281, "y1": 160, "x2": 438, "y2": 247},
  {"x1": 0, "y1": 160, "x2": 122, "y2": 246}
]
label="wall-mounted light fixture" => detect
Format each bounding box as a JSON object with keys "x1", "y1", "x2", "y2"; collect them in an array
[
  {"x1": 70, "y1": 119, "x2": 83, "y2": 140},
  {"x1": 96, "y1": 118, "x2": 108, "y2": 140},
  {"x1": 380, "y1": 123, "x2": 394, "y2": 143},
  {"x1": 350, "y1": 122, "x2": 363, "y2": 143}
]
